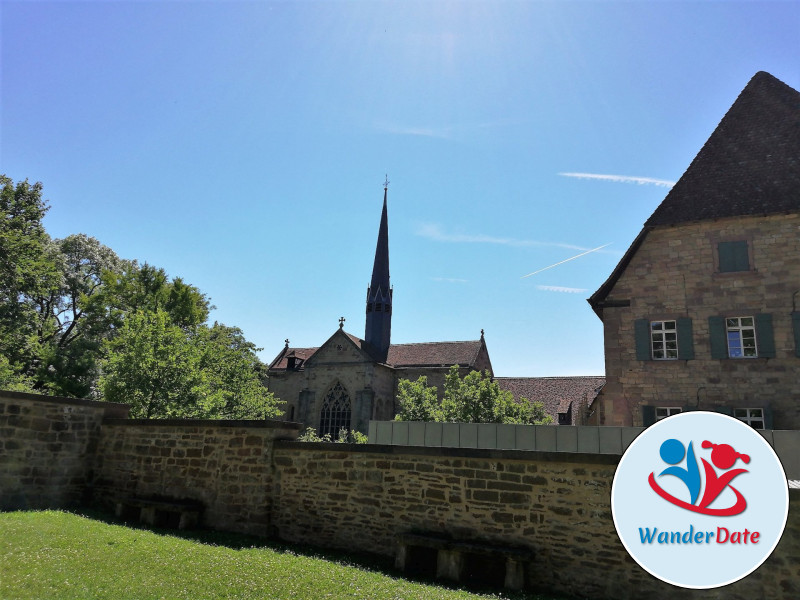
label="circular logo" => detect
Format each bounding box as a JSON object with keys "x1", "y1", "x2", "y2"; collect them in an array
[{"x1": 611, "y1": 411, "x2": 788, "y2": 589}]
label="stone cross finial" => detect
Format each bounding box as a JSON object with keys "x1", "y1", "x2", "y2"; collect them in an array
[
  {"x1": 480, "y1": 329, "x2": 485, "y2": 338},
  {"x1": 383, "y1": 174, "x2": 390, "y2": 190},
  {"x1": 339, "y1": 317, "x2": 346, "y2": 329},
  {"x1": 285, "y1": 338, "x2": 290, "y2": 348}
]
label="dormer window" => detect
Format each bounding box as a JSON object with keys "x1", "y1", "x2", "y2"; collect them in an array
[{"x1": 287, "y1": 356, "x2": 296, "y2": 370}]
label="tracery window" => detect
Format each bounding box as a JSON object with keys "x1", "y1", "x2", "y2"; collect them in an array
[{"x1": 319, "y1": 382, "x2": 351, "y2": 439}]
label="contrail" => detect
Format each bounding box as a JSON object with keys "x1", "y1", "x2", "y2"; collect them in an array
[{"x1": 521, "y1": 243, "x2": 611, "y2": 278}]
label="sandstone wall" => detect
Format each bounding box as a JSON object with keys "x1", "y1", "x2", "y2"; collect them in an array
[
  {"x1": 0, "y1": 390, "x2": 128, "y2": 510},
  {"x1": 601, "y1": 214, "x2": 800, "y2": 427},
  {"x1": 93, "y1": 419, "x2": 301, "y2": 536},
  {"x1": 271, "y1": 442, "x2": 800, "y2": 600}
]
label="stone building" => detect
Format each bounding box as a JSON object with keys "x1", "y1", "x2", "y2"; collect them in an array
[
  {"x1": 267, "y1": 185, "x2": 491, "y2": 435},
  {"x1": 588, "y1": 71, "x2": 800, "y2": 429}
]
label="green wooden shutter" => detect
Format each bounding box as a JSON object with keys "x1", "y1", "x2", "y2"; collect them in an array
[
  {"x1": 792, "y1": 312, "x2": 800, "y2": 358},
  {"x1": 641, "y1": 405, "x2": 656, "y2": 427},
  {"x1": 714, "y1": 406, "x2": 733, "y2": 416},
  {"x1": 708, "y1": 316, "x2": 728, "y2": 359},
  {"x1": 634, "y1": 319, "x2": 651, "y2": 361},
  {"x1": 676, "y1": 318, "x2": 694, "y2": 360},
  {"x1": 755, "y1": 313, "x2": 775, "y2": 358},
  {"x1": 763, "y1": 407, "x2": 774, "y2": 430},
  {"x1": 718, "y1": 241, "x2": 749, "y2": 272}
]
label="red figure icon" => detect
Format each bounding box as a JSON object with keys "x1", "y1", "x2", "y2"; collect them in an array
[{"x1": 697, "y1": 441, "x2": 750, "y2": 512}]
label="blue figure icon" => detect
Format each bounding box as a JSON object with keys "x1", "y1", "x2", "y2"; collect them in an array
[{"x1": 658, "y1": 438, "x2": 701, "y2": 505}]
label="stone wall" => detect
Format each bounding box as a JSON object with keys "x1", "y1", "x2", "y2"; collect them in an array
[
  {"x1": 271, "y1": 442, "x2": 800, "y2": 600},
  {"x1": 600, "y1": 214, "x2": 800, "y2": 428},
  {"x1": 92, "y1": 419, "x2": 301, "y2": 536},
  {"x1": 0, "y1": 390, "x2": 129, "y2": 510}
]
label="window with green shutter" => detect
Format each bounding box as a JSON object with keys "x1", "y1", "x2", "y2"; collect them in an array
[
  {"x1": 635, "y1": 318, "x2": 694, "y2": 360},
  {"x1": 709, "y1": 314, "x2": 774, "y2": 358},
  {"x1": 718, "y1": 241, "x2": 750, "y2": 272}
]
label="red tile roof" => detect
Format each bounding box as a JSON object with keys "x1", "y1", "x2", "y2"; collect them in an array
[
  {"x1": 386, "y1": 340, "x2": 484, "y2": 367},
  {"x1": 495, "y1": 376, "x2": 605, "y2": 423},
  {"x1": 268, "y1": 338, "x2": 485, "y2": 370}
]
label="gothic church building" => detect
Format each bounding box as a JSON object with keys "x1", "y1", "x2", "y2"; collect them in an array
[{"x1": 267, "y1": 185, "x2": 492, "y2": 435}]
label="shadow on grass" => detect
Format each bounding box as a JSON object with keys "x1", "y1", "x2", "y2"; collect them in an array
[{"x1": 68, "y1": 507, "x2": 569, "y2": 600}]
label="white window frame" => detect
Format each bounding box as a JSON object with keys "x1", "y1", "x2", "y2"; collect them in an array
[
  {"x1": 655, "y1": 407, "x2": 682, "y2": 421},
  {"x1": 734, "y1": 408, "x2": 765, "y2": 430},
  {"x1": 651, "y1": 320, "x2": 678, "y2": 360},
  {"x1": 726, "y1": 316, "x2": 757, "y2": 358}
]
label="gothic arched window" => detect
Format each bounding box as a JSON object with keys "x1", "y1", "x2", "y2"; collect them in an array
[{"x1": 319, "y1": 382, "x2": 351, "y2": 439}]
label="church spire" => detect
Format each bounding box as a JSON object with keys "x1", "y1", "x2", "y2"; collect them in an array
[{"x1": 365, "y1": 178, "x2": 392, "y2": 361}]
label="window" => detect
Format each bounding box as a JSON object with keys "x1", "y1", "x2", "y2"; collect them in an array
[
  {"x1": 651, "y1": 321, "x2": 678, "y2": 360},
  {"x1": 726, "y1": 317, "x2": 757, "y2": 358},
  {"x1": 655, "y1": 407, "x2": 682, "y2": 421},
  {"x1": 718, "y1": 240, "x2": 750, "y2": 272},
  {"x1": 734, "y1": 408, "x2": 764, "y2": 430},
  {"x1": 634, "y1": 318, "x2": 694, "y2": 361},
  {"x1": 319, "y1": 382, "x2": 351, "y2": 438},
  {"x1": 709, "y1": 314, "x2": 774, "y2": 359}
]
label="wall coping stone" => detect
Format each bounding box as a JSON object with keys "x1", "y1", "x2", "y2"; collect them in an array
[
  {"x1": 0, "y1": 389, "x2": 130, "y2": 418},
  {"x1": 274, "y1": 440, "x2": 622, "y2": 464},
  {"x1": 104, "y1": 418, "x2": 304, "y2": 430}
]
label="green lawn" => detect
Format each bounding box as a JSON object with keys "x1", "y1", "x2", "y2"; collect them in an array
[{"x1": 0, "y1": 511, "x2": 565, "y2": 600}]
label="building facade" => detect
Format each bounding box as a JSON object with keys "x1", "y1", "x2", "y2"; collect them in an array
[
  {"x1": 589, "y1": 72, "x2": 800, "y2": 429},
  {"x1": 267, "y1": 185, "x2": 492, "y2": 435}
]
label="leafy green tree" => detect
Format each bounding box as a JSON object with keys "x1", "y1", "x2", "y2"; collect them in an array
[
  {"x1": 395, "y1": 376, "x2": 441, "y2": 421},
  {"x1": 100, "y1": 310, "x2": 202, "y2": 418},
  {"x1": 396, "y1": 365, "x2": 553, "y2": 425},
  {"x1": 0, "y1": 176, "x2": 60, "y2": 380},
  {"x1": 100, "y1": 311, "x2": 282, "y2": 419},
  {"x1": 31, "y1": 234, "x2": 122, "y2": 396},
  {"x1": 195, "y1": 322, "x2": 283, "y2": 419},
  {"x1": 0, "y1": 355, "x2": 34, "y2": 392},
  {"x1": 85, "y1": 262, "x2": 210, "y2": 334}
]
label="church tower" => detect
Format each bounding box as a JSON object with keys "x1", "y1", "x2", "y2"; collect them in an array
[{"x1": 364, "y1": 180, "x2": 392, "y2": 362}]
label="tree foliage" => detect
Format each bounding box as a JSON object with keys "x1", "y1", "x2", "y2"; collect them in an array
[
  {"x1": 396, "y1": 365, "x2": 553, "y2": 425},
  {"x1": 0, "y1": 175, "x2": 278, "y2": 421}
]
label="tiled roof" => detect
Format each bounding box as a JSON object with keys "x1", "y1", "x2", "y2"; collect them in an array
[
  {"x1": 269, "y1": 336, "x2": 485, "y2": 370},
  {"x1": 646, "y1": 72, "x2": 800, "y2": 226},
  {"x1": 386, "y1": 340, "x2": 483, "y2": 368},
  {"x1": 268, "y1": 347, "x2": 318, "y2": 370},
  {"x1": 495, "y1": 376, "x2": 605, "y2": 423},
  {"x1": 590, "y1": 72, "x2": 800, "y2": 316}
]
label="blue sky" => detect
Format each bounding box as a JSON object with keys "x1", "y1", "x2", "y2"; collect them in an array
[{"x1": 2, "y1": 1, "x2": 798, "y2": 377}]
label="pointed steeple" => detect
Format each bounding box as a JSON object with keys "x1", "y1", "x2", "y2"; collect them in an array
[{"x1": 365, "y1": 179, "x2": 392, "y2": 361}]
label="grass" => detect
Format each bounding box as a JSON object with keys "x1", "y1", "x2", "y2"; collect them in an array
[{"x1": 0, "y1": 511, "x2": 568, "y2": 600}]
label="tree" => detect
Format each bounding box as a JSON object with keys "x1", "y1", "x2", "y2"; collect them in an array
[
  {"x1": 0, "y1": 176, "x2": 60, "y2": 381},
  {"x1": 99, "y1": 311, "x2": 283, "y2": 419},
  {"x1": 396, "y1": 365, "x2": 553, "y2": 425},
  {"x1": 395, "y1": 376, "x2": 441, "y2": 421}
]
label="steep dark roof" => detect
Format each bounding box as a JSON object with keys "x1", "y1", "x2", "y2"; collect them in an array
[
  {"x1": 647, "y1": 72, "x2": 800, "y2": 226},
  {"x1": 590, "y1": 72, "x2": 800, "y2": 316},
  {"x1": 495, "y1": 376, "x2": 605, "y2": 423},
  {"x1": 386, "y1": 340, "x2": 484, "y2": 368}
]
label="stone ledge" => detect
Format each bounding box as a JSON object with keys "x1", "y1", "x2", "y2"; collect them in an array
[
  {"x1": 0, "y1": 389, "x2": 130, "y2": 418},
  {"x1": 103, "y1": 418, "x2": 304, "y2": 430},
  {"x1": 274, "y1": 441, "x2": 622, "y2": 464}
]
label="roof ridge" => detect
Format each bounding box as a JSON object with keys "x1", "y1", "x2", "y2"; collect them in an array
[{"x1": 389, "y1": 339, "x2": 480, "y2": 347}]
